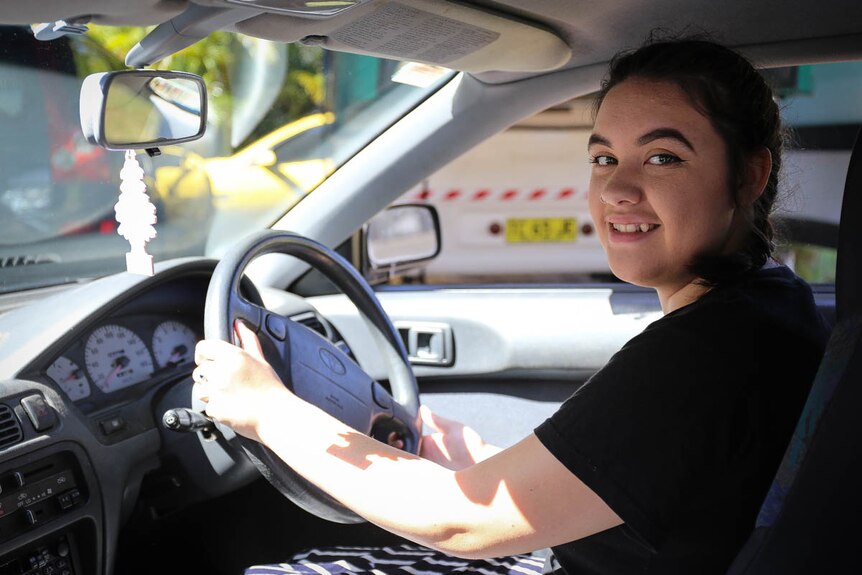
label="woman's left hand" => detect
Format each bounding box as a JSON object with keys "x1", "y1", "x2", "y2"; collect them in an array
[
  {"x1": 193, "y1": 320, "x2": 292, "y2": 442},
  {"x1": 419, "y1": 405, "x2": 501, "y2": 470}
]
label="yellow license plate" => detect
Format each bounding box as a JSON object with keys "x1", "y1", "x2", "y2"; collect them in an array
[{"x1": 505, "y1": 218, "x2": 577, "y2": 243}]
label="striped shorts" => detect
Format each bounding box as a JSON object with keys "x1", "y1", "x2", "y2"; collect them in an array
[{"x1": 243, "y1": 544, "x2": 548, "y2": 575}]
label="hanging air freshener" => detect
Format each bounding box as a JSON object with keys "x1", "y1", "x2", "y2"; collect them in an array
[{"x1": 115, "y1": 149, "x2": 157, "y2": 275}]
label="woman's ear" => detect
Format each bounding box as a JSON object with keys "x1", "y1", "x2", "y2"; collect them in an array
[{"x1": 740, "y1": 147, "x2": 772, "y2": 206}]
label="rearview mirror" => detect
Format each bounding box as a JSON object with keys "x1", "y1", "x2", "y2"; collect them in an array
[{"x1": 80, "y1": 70, "x2": 207, "y2": 150}]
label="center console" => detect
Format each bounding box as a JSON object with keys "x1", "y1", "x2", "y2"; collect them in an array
[
  {"x1": 0, "y1": 532, "x2": 79, "y2": 575},
  {"x1": 0, "y1": 449, "x2": 98, "y2": 575}
]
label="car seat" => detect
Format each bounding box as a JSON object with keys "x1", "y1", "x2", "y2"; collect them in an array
[{"x1": 727, "y1": 129, "x2": 862, "y2": 573}]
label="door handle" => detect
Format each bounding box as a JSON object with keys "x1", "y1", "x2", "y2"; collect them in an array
[{"x1": 395, "y1": 321, "x2": 454, "y2": 366}]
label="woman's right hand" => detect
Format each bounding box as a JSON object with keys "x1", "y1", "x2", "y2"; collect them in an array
[
  {"x1": 193, "y1": 320, "x2": 293, "y2": 443},
  {"x1": 419, "y1": 405, "x2": 501, "y2": 470}
]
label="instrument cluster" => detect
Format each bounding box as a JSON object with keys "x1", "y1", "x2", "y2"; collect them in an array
[{"x1": 44, "y1": 315, "x2": 200, "y2": 411}]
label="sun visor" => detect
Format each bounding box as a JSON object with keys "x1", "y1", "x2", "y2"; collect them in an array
[{"x1": 221, "y1": 0, "x2": 572, "y2": 74}]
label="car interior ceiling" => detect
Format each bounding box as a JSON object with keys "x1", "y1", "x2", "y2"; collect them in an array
[{"x1": 3, "y1": 1, "x2": 862, "y2": 74}]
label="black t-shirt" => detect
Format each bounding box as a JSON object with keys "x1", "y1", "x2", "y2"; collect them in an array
[{"x1": 534, "y1": 265, "x2": 829, "y2": 574}]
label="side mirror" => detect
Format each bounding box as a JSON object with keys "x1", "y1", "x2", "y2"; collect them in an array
[
  {"x1": 363, "y1": 204, "x2": 441, "y2": 283},
  {"x1": 80, "y1": 70, "x2": 207, "y2": 150}
]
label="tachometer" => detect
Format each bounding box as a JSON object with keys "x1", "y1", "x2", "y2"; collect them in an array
[
  {"x1": 46, "y1": 356, "x2": 91, "y2": 401},
  {"x1": 85, "y1": 325, "x2": 154, "y2": 393},
  {"x1": 152, "y1": 320, "x2": 197, "y2": 367}
]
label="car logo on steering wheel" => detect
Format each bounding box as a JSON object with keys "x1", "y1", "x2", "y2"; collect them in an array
[{"x1": 318, "y1": 347, "x2": 346, "y2": 375}]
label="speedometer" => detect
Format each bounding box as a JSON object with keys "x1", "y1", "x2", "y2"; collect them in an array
[
  {"x1": 152, "y1": 320, "x2": 197, "y2": 367},
  {"x1": 47, "y1": 356, "x2": 91, "y2": 401},
  {"x1": 85, "y1": 325, "x2": 154, "y2": 393}
]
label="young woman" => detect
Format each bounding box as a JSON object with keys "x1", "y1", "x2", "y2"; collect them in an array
[{"x1": 193, "y1": 39, "x2": 829, "y2": 575}]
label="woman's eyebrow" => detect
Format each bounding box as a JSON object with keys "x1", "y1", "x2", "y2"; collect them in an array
[
  {"x1": 637, "y1": 128, "x2": 695, "y2": 151},
  {"x1": 588, "y1": 133, "x2": 611, "y2": 148},
  {"x1": 588, "y1": 129, "x2": 694, "y2": 151}
]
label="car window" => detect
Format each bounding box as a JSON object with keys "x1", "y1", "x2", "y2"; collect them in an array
[
  {"x1": 0, "y1": 25, "x2": 451, "y2": 293},
  {"x1": 272, "y1": 123, "x2": 335, "y2": 163},
  {"x1": 384, "y1": 61, "x2": 860, "y2": 286},
  {"x1": 0, "y1": 28, "x2": 125, "y2": 264},
  {"x1": 771, "y1": 61, "x2": 862, "y2": 284}
]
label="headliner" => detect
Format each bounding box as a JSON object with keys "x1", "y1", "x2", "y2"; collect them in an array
[{"x1": 2, "y1": 0, "x2": 862, "y2": 80}]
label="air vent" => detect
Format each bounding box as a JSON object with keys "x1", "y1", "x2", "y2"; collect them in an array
[
  {"x1": 293, "y1": 312, "x2": 328, "y2": 339},
  {"x1": 0, "y1": 404, "x2": 24, "y2": 450}
]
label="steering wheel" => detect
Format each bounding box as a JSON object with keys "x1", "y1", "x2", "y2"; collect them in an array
[{"x1": 200, "y1": 229, "x2": 421, "y2": 524}]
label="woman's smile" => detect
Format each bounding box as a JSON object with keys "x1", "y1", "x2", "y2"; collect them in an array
[{"x1": 607, "y1": 218, "x2": 661, "y2": 242}]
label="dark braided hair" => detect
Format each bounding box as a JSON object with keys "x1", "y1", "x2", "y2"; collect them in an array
[{"x1": 595, "y1": 37, "x2": 785, "y2": 286}]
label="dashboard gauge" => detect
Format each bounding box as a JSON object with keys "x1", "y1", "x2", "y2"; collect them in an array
[
  {"x1": 152, "y1": 320, "x2": 198, "y2": 368},
  {"x1": 46, "y1": 356, "x2": 91, "y2": 402},
  {"x1": 84, "y1": 325, "x2": 154, "y2": 393}
]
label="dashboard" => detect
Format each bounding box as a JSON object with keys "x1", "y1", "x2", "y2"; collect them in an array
[
  {"x1": 0, "y1": 258, "x2": 344, "y2": 575},
  {"x1": 15, "y1": 271, "x2": 209, "y2": 447},
  {"x1": 10, "y1": 260, "x2": 342, "y2": 446},
  {"x1": 0, "y1": 260, "x2": 220, "y2": 575}
]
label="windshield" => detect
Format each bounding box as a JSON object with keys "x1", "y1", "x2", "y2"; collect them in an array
[{"x1": 0, "y1": 25, "x2": 451, "y2": 293}]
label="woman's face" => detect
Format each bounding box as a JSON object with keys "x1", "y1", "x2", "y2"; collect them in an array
[{"x1": 588, "y1": 78, "x2": 742, "y2": 303}]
